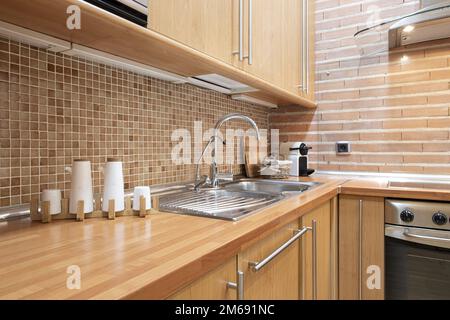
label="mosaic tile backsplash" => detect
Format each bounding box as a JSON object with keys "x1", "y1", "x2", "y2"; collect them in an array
[{"x1": 0, "y1": 37, "x2": 269, "y2": 207}]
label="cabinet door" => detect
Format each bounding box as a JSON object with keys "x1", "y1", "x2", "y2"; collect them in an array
[
  {"x1": 169, "y1": 257, "x2": 237, "y2": 300},
  {"x1": 239, "y1": 0, "x2": 284, "y2": 89},
  {"x1": 149, "y1": 0, "x2": 235, "y2": 64},
  {"x1": 237, "y1": 0, "x2": 312, "y2": 96},
  {"x1": 238, "y1": 221, "x2": 300, "y2": 300},
  {"x1": 280, "y1": 0, "x2": 303, "y2": 95},
  {"x1": 339, "y1": 196, "x2": 385, "y2": 300},
  {"x1": 299, "y1": 200, "x2": 333, "y2": 300}
]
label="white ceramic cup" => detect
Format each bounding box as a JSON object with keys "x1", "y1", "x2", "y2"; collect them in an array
[
  {"x1": 69, "y1": 160, "x2": 94, "y2": 214},
  {"x1": 132, "y1": 186, "x2": 152, "y2": 211},
  {"x1": 41, "y1": 189, "x2": 62, "y2": 215},
  {"x1": 102, "y1": 159, "x2": 125, "y2": 212}
]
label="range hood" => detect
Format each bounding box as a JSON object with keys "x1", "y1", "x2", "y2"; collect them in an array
[
  {"x1": 389, "y1": 0, "x2": 450, "y2": 48},
  {"x1": 355, "y1": 0, "x2": 450, "y2": 50}
]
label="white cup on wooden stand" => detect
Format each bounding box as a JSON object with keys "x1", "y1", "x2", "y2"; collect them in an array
[
  {"x1": 41, "y1": 189, "x2": 62, "y2": 215},
  {"x1": 102, "y1": 158, "x2": 125, "y2": 212},
  {"x1": 133, "y1": 186, "x2": 152, "y2": 211},
  {"x1": 68, "y1": 159, "x2": 94, "y2": 214}
]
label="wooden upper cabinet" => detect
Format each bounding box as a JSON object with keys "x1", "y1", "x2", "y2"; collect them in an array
[
  {"x1": 149, "y1": 0, "x2": 314, "y2": 98},
  {"x1": 240, "y1": 0, "x2": 305, "y2": 95},
  {"x1": 149, "y1": 0, "x2": 235, "y2": 64},
  {"x1": 339, "y1": 195, "x2": 385, "y2": 300}
]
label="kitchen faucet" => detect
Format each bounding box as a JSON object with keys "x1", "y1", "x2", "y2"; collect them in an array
[{"x1": 194, "y1": 113, "x2": 261, "y2": 191}]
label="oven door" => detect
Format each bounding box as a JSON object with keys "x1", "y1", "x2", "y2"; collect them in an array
[{"x1": 385, "y1": 225, "x2": 450, "y2": 300}]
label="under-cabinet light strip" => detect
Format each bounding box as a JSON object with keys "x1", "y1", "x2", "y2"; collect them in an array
[
  {"x1": 0, "y1": 20, "x2": 70, "y2": 52},
  {"x1": 64, "y1": 44, "x2": 188, "y2": 84},
  {"x1": 231, "y1": 94, "x2": 278, "y2": 109}
]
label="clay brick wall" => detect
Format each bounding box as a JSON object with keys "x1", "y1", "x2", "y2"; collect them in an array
[{"x1": 271, "y1": 0, "x2": 450, "y2": 175}]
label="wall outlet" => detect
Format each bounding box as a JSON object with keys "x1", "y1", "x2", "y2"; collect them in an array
[{"x1": 336, "y1": 141, "x2": 351, "y2": 154}]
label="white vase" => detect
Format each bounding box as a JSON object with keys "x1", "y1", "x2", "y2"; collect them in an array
[
  {"x1": 102, "y1": 159, "x2": 125, "y2": 212},
  {"x1": 132, "y1": 186, "x2": 152, "y2": 211},
  {"x1": 69, "y1": 160, "x2": 94, "y2": 214}
]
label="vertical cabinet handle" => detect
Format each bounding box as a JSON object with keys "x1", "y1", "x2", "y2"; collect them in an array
[
  {"x1": 227, "y1": 271, "x2": 244, "y2": 300},
  {"x1": 306, "y1": 219, "x2": 318, "y2": 300},
  {"x1": 358, "y1": 199, "x2": 363, "y2": 300},
  {"x1": 234, "y1": 0, "x2": 252, "y2": 65},
  {"x1": 311, "y1": 219, "x2": 318, "y2": 300},
  {"x1": 247, "y1": 0, "x2": 253, "y2": 65},
  {"x1": 300, "y1": 0, "x2": 309, "y2": 93},
  {"x1": 233, "y1": 0, "x2": 244, "y2": 61}
]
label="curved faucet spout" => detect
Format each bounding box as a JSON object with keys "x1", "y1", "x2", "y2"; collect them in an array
[
  {"x1": 210, "y1": 113, "x2": 261, "y2": 188},
  {"x1": 214, "y1": 113, "x2": 261, "y2": 141}
]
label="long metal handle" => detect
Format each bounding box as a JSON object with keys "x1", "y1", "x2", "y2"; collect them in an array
[
  {"x1": 247, "y1": 0, "x2": 253, "y2": 65},
  {"x1": 249, "y1": 227, "x2": 309, "y2": 272},
  {"x1": 385, "y1": 225, "x2": 450, "y2": 249},
  {"x1": 403, "y1": 230, "x2": 450, "y2": 243},
  {"x1": 233, "y1": 0, "x2": 244, "y2": 61},
  {"x1": 300, "y1": 0, "x2": 309, "y2": 92},
  {"x1": 227, "y1": 270, "x2": 244, "y2": 300},
  {"x1": 311, "y1": 219, "x2": 317, "y2": 300},
  {"x1": 358, "y1": 199, "x2": 363, "y2": 300}
]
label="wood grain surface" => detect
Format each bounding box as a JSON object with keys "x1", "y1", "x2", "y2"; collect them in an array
[
  {"x1": 2, "y1": 174, "x2": 450, "y2": 299},
  {"x1": 0, "y1": 176, "x2": 342, "y2": 300}
]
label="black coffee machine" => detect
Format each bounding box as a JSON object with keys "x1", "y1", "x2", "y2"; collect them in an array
[{"x1": 289, "y1": 142, "x2": 315, "y2": 177}]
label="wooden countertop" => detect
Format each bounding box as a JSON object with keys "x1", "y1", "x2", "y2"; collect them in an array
[
  {"x1": 340, "y1": 177, "x2": 450, "y2": 201},
  {"x1": 2, "y1": 174, "x2": 450, "y2": 300},
  {"x1": 0, "y1": 176, "x2": 343, "y2": 300}
]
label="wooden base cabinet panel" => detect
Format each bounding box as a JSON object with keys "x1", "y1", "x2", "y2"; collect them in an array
[
  {"x1": 299, "y1": 200, "x2": 333, "y2": 300},
  {"x1": 238, "y1": 221, "x2": 300, "y2": 300},
  {"x1": 169, "y1": 257, "x2": 237, "y2": 300},
  {"x1": 169, "y1": 200, "x2": 336, "y2": 300},
  {"x1": 338, "y1": 195, "x2": 385, "y2": 300}
]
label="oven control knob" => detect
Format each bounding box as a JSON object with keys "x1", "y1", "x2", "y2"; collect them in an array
[
  {"x1": 400, "y1": 209, "x2": 414, "y2": 223},
  {"x1": 432, "y1": 212, "x2": 447, "y2": 225}
]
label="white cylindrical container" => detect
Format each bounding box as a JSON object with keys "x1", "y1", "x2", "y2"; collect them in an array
[
  {"x1": 69, "y1": 160, "x2": 94, "y2": 214},
  {"x1": 102, "y1": 158, "x2": 125, "y2": 212},
  {"x1": 41, "y1": 189, "x2": 62, "y2": 215},
  {"x1": 132, "y1": 186, "x2": 152, "y2": 211}
]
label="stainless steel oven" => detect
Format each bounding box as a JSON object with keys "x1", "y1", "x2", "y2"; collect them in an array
[{"x1": 385, "y1": 199, "x2": 450, "y2": 300}]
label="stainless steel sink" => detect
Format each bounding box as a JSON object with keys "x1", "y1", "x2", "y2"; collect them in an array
[
  {"x1": 158, "y1": 179, "x2": 320, "y2": 221},
  {"x1": 224, "y1": 179, "x2": 319, "y2": 195}
]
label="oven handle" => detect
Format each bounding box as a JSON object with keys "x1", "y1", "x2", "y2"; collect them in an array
[
  {"x1": 403, "y1": 230, "x2": 450, "y2": 243},
  {"x1": 385, "y1": 224, "x2": 450, "y2": 249}
]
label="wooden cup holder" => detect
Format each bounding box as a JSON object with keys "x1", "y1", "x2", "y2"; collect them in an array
[
  {"x1": 40, "y1": 201, "x2": 51, "y2": 223},
  {"x1": 31, "y1": 198, "x2": 71, "y2": 223},
  {"x1": 108, "y1": 199, "x2": 116, "y2": 220},
  {"x1": 30, "y1": 192, "x2": 159, "y2": 223},
  {"x1": 76, "y1": 200, "x2": 85, "y2": 222}
]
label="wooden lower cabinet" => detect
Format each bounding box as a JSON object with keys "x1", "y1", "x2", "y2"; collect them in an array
[
  {"x1": 169, "y1": 199, "x2": 336, "y2": 300},
  {"x1": 238, "y1": 220, "x2": 301, "y2": 300},
  {"x1": 338, "y1": 195, "x2": 385, "y2": 300},
  {"x1": 237, "y1": 199, "x2": 335, "y2": 300},
  {"x1": 169, "y1": 257, "x2": 237, "y2": 300},
  {"x1": 299, "y1": 200, "x2": 333, "y2": 300}
]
